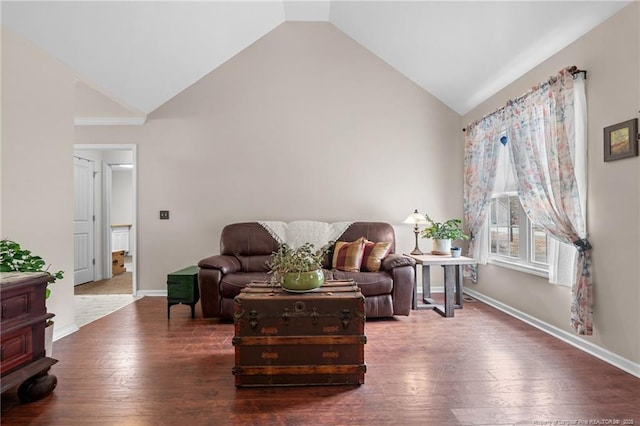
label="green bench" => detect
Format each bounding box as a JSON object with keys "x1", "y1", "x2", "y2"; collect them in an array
[{"x1": 167, "y1": 266, "x2": 200, "y2": 319}]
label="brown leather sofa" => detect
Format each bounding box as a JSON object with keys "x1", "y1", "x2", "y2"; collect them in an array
[{"x1": 198, "y1": 222, "x2": 416, "y2": 320}]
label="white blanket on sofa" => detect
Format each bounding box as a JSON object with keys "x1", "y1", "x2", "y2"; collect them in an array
[{"x1": 258, "y1": 220, "x2": 353, "y2": 250}]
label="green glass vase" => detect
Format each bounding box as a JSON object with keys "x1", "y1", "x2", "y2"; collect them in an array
[{"x1": 281, "y1": 269, "x2": 324, "y2": 292}]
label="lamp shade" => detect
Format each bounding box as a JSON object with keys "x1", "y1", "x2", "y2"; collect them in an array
[{"x1": 403, "y1": 209, "x2": 428, "y2": 225}]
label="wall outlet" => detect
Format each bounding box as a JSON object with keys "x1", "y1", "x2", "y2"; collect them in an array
[{"x1": 160, "y1": 210, "x2": 170, "y2": 220}]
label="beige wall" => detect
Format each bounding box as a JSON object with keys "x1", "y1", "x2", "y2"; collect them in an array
[
  {"x1": 1, "y1": 27, "x2": 76, "y2": 335},
  {"x1": 462, "y1": 3, "x2": 640, "y2": 365},
  {"x1": 75, "y1": 80, "x2": 143, "y2": 119},
  {"x1": 74, "y1": 22, "x2": 463, "y2": 293}
]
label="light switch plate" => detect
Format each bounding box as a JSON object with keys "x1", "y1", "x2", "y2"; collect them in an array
[{"x1": 160, "y1": 210, "x2": 170, "y2": 220}]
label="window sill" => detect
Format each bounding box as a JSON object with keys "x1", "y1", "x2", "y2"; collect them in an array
[{"x1": 488, "y1": 257, "x2": 549, "y2": 278}]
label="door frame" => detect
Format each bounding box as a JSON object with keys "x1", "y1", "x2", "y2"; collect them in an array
[{"x1": 74, "y1": 144, "x2": 137, "y2": 295}]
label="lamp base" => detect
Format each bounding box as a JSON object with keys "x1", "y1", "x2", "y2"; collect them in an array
[{"x1": 410, "y1": 227, "x2": 423, "y2": 256}]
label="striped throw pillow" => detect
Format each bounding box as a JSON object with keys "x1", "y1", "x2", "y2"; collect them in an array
[
  {"x1": 332, "y1": 237, "x2": 366, "y2": 272},
  {"x1": 362, "y1": 240, "x2": 392, "y2": 272}
]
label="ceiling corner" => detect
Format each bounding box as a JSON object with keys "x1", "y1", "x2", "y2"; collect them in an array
[{"x1": 284, "y1": 0, "x2": 331, "y2": 22}]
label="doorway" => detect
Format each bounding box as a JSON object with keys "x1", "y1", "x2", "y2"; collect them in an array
[{"x1": 72, "y1": 144, "x2": 137, "y2": 304}]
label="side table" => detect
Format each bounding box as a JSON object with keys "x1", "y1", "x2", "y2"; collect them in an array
[
  {"x1": 167, "y1": 266, "x2": 200, "y2": 319},
  {"x1": 405, "y1": 253, "x2": 475, "y2": 317}
]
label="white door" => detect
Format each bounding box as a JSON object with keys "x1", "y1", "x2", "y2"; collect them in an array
[{"x1": 73, "y1": 157, "x2": 95, "y2": 285}]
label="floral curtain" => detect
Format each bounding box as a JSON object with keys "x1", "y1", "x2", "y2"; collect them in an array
[
  {"x1": 548, "y1": 76, "x2": 588, "y2": 287},
  {"x1": 505, "y1": 68, "x2": 592, "y2": 335},
  {"x1": 463, "y1": 113, "x2": 504, "y2": 282},
  {"x1": 463, "y1": 67, "x2": 592, "y2": 335}
]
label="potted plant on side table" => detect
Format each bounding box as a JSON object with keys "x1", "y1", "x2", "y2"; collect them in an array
[
  {"x1": 421, "y1": 215, "x2": 469, "y2": 255},
  {"x1": 268, "y1": 241, "x2": 333, "y2": 292},
  {"x1": 1, "y1": 238, "x2": 64, "y2": 356}
]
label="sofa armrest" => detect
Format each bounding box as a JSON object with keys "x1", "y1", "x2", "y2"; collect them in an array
[
  {"x1": 198, "y1": 254, "x2": 241, "y2": 274},
  {"x1": 198, "y1": 254, "x2": 241, "y2": 318},
  {"x1": 381, "y1": 253, "x2": 415, "y2": 271},
  {"x1": 389, "y1": 262, "x2": 415, "y2": 316}
]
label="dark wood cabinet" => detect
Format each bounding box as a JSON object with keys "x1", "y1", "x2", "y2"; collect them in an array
[{"x1": 1, "y1": 272, "x2": 58, "y2": 402}]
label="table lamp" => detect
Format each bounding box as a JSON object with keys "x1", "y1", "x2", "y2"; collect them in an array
[{"x1": 403, "y1": 209, "x2": 429, "y2": 255}]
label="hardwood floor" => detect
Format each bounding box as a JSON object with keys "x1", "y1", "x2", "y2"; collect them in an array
[{"x1": 2, "y1": 296, "x2": 639, "y2": 425}]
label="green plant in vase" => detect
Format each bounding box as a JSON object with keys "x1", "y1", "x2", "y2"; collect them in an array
[
  {"x1": 421, "y1": 215, "x2": 469, "y2": 255},
  {"x1": 268, "y1": 241, "x2": 333, "y2": 292},
  {"x1": 0, "y1": 239, "x2": 64, "y2": 299}
]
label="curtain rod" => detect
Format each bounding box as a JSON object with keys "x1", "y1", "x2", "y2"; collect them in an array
[{"x1": 462, "y1": 65, "x2": 587, "y2": 132}]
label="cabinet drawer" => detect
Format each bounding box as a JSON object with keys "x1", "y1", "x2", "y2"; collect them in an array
[
  {"x1": 233, "y1": 335, "x2": 366, "y2": 366},
  {"x1": 1, "y1": 287, "x2": 43, "y2": 325},
  {"x1": 1, "y1": 325, "x2": 33, "y2": 375}
]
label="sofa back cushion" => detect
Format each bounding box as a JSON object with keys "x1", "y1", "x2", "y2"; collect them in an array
[
  {"x1": 338, "y1": 222, "x2": 396, "y2": 254},
  {"x1": 220, "y1": 223, "x2": 279, "y2": 255},
  {"x1": 236, "y1": 255, "x2": 273, "y2": 273}
]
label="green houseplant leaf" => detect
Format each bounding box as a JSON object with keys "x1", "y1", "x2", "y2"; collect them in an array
[
  {"x1": 420, "y1": 215, "x2": 469, "y2": 241},
  {"x1": 1, "y1": 239, "x2": 64, "y2": 299}
]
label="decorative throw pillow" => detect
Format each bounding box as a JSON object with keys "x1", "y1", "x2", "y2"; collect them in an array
[
  {"x1": 332, "y1": 237, "x2": 366, "y2": 272},
  {"x1": 362, "y1": 240, "x2": 392, "y2": 272}
]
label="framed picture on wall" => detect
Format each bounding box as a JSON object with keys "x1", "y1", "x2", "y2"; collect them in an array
[{"x1": 604, "y1": 118, "x2": 638, "y2": 162}]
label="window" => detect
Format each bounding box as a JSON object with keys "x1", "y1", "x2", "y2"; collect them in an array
[
  {"x1": 489, "y1": 193, "x2": 549, "y2": 275},
  {"x1": 487, "y1": 136, "x2": 549, "y2": 277},
  {"x1": 489, "y1": 193, "x2": 519, "y2": 259}
]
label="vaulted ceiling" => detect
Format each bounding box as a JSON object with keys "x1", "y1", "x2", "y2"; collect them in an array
[{"x1": 1, "y1": 1, "x2": 631, "y2": 116}]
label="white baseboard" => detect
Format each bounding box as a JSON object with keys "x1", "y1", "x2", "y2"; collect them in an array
[
  {"x1": 53, "y1": 323, "x2": 80, "y2": 342},
  {"x1": 464, "y1": 288, "x2": 640, "y2": 378},
  {"x1": 136, "y1": 290, "x2": 167, "y2": 297},
  {"x1": 417, "y1": 285, "x2": 444, "y2": 296}
]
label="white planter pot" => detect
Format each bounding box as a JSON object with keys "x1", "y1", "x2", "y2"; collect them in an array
[
  {"x1": 432, "y1": 239, "x2": 452, "y2": 255},
  {"x1": 45, "y1": 321, "x2": 54, "y2": 357}
]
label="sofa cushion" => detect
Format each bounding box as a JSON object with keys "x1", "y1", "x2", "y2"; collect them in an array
[
  {"x1": 362, "y1": 240, "x2": 392, "y2": 272},
  {"x1": 219, "y1": 272, "x2": 270, "y2": 298},
  {"x1": 331, "y1": 270, "x2": 394, "y2": 297},
  {"x1": 332, "y1": 238, "x2": 366, "y2": 272},
  {"x1": 236, "y1": 254, "x2": 272, "y2": 273}
]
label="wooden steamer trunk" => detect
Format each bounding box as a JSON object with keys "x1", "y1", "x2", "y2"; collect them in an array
[{"x1": 233, "y1": 281, "x2": 366, "y2": 387}]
